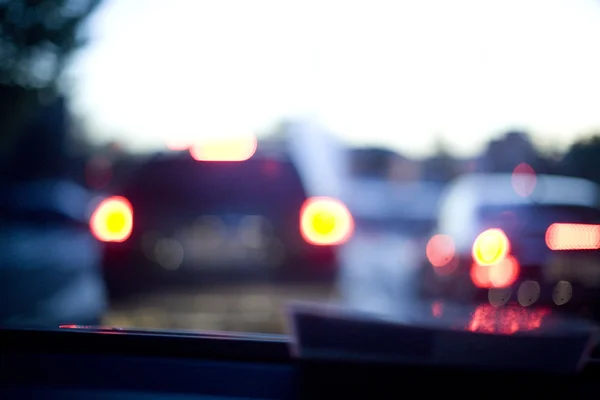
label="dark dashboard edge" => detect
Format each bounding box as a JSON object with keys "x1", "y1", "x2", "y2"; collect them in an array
[
  {"x1": 0, "y1": 328, "x2": 292, "y2": 363},
  {"x1": 2, "y1": 328, "x2": 599, "y2": 378}
]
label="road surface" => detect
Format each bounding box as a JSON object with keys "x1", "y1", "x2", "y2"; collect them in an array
[
  {"x1": 103, "y1": 283, "x2": 338, "y2": 333},
  {"x1": 102, "y1": 231, "x2": 600, "y2": 335}
]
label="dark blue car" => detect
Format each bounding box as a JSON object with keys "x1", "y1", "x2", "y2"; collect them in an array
[{"x1": 0, "y1": 98, "x2": 108, "y2": 327}]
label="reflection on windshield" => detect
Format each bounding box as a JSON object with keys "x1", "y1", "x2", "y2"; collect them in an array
[
  {"x1": 431, "y1": 302, "x2": 444, "y2": 318},
  {"x1": 467, "y1": 305, "x2": 550, "y2": 335}
]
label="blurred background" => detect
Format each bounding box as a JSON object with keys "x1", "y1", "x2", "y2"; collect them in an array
[{"x1": 1, "y1": 0, "x2": 600, "y2": 334}]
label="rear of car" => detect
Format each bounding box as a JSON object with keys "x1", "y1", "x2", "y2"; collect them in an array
[
  {"x1": 100, "y1": 142, "x2": 354, "y2": 297},
  {"x1": 420, "y1": 174, "x2": 600, "y2": 313}
]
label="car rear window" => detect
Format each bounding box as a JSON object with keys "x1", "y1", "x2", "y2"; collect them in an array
[
  {"x1": 120, "y1": 156, "x2": 307, "y2": 215},
  {"x1": 478, "y1": 204, "x2": 600, "y2": 235}
]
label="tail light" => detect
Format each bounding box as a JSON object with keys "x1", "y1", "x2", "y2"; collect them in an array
[
  {"x1": 472, "y1": 228, "x2": 510, "y2": 266},
  {"x1": 470, "y1": 255, "x2": 520, "y2": 289},
  {"x1": 300, "y1": 197, "x2": 354, "y2": 246},
  {"x1": 90, "y1": 196, "x2": 133, "y2": 243},
  {"x1": 426, "y1": 234, "x2": 456, "y2": 268},
  {"x1": 470, "y1": 228, "x2": 518, "y2": 289},
  {"x1": 426, "y1": 234, "x2": 458, "y2": 275},
  {"x1": 545, "y1": 223, "x2": 600, "y2": 251}
]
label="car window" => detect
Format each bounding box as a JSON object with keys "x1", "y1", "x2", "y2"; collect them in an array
[
  {"x1": 122, "y1": 157, "x2": 307, "y2": 216},
  {"x1": 478, "y1": 204, "x2": 600, "y2": 234}
]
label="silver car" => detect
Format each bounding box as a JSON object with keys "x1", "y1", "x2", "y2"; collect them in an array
[{"x1": 419, "y1": 173, "x2": 600, "y2": 311}]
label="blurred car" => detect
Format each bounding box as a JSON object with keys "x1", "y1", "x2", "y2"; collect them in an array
[
  {"x1": 419, "y1": 173, "x2": 600, "y2": 312},
  {"x1": 0, "y1": 179, "x2": 108, "y2": 327},
  {"x1": 0, "y1": 97, "x2": 108, "y2": 328},
  {"x1": 98, "y1": 122, "x2": 356, "y2": 297}
]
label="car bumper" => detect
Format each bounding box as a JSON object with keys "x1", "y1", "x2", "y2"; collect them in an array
[
  {"x1": 422, "y1": 259, "x2": 600, "y2": 312},
  {"x1": 102, "y1": 247, "x2": 338, "y2": 300}
]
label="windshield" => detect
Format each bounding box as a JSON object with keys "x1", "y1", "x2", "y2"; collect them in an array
[{"x1": 2, "y1": 0, "x2": 600, "y2": 360}]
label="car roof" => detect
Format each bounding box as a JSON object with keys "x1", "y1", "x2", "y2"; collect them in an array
[
  {"x1": 136, "y1": 122, "x2": 352, "y2": 200},
  {"x1": 447, "y1": 173, "x2": 600, "y2": 208}
]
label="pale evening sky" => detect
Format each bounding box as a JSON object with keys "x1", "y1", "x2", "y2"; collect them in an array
[{"x1": 67, "y1": 0, "x2": 600, "y2": 157}]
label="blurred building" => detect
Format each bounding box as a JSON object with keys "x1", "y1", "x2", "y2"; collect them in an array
[
  {"x1": 387, "y1": 154, "x2": 421, "y2": 182},
  {"x1": 420, "y1": 154, "x2": 460, "y2": 183},
  {"x1": 0, "y1": 96, "x2": 69, "y2": 182},
  {"x1": 350, "y1": 147, "x2": 421, "y2": 182}
]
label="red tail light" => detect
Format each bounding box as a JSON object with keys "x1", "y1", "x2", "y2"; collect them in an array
[
  {"x1": 472, "y1": 228, "x2": 510, "y2": 266},
  {"x1": 90, "y1": 196, "x2": 133, "y2": 243},
  {"x1": 426, "y1": 234, "x2": 456, "y2": 268},
  {"x1": 545, "y1": 223, "x2": 600, "y2": 251},
  {"x1": 470, "y1": 255, "x2": 520, "y2": 289},
  {"x1": 300, "y1": 197, "x2": 354, "y2": 246},
  {"x1": 426, "y1": 234, "x2": 459, "y2": 275}
]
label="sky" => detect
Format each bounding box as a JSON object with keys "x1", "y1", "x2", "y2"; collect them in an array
[{"x1": 67, "y1": 0, "x2": 600, "y2": 157}]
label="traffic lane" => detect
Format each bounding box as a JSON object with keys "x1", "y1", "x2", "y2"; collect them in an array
[
  {"x1": 103, "y1": 225, "x2": 599, "y2": 335},
  {"x1": 103, "y1": 282, "x2": 338, "y2": 333},
  {"x1": 337, "y1": 230, "x2": 423, "y2": 315},
  {"x1": 336, "y1": 230, "x2": 599, "y2": 334},
  {"x1": 104, "y1": 287, "x2": 595, "y2": 337},
  {"x1": 102, "y1": 229, "x2": 423, "y2": 333}
]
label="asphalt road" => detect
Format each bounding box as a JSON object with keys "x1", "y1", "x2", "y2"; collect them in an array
[
  {"x1": 101, "y1": 231, "x2": 600, "y2": 335},
  {"x1": 100, "y1": 231, "x2": 420, "y2": 334},
  {"x1": 103, "y1": 283, "x2": 338, "y2": 333},
  {"x1": 103, "y1": 284, "x2": 600, "y2": 338}
]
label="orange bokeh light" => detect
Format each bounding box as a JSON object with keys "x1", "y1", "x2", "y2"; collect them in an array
[
  {"x1": 426, "y1": 234, "x2": 456, "y2": 267},
  {"x1": 470, "y1": 255, "x2": 520, "y2": 289},
  {"x1": 467, "y1": 304, "x2": 549, "y2": 335},
  {"x1": 545, "y1": 223, "x2": 600, "y2": 251}
]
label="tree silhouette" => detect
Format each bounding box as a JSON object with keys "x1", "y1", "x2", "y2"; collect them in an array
[
  {"x1": 561, "y1": 134, "x2": 600, "y2": 185},
  {"x1": 479, "y1": 130, "x2": 556, "y2": 174},
  {"x1": 0, "y1": 0, "x2": 103, "y2": 149},
  {"x1": 421, "y1": 136, "x2": 460, "y2": 183}
]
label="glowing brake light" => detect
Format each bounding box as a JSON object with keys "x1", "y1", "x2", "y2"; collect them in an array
[
  {"x1": 470, "y1": 255, "x2": 520, "y2": 289},
  {"x1": 90, "y1": 196, "x2": 133, "y2": 243},
  {"x1": 300, "y1": 197, "x2": 354, "y2": 246},
  {"x1": 545, "y1": 223, "x2": 600, "y2": 251},
  {"x1": 189, "y1": 135, "x2": 257, "y2": 162},
  {"x1": 426, "y1": 234, "x2": 456, "y2": 267},
  {"x1": 472, "y1": 228, "x2": 510, "y2": 266}
]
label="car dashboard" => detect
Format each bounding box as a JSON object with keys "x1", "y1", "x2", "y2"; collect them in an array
[{"x1": 1, "y1": 328, "x2": 599, "y2": 399}]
